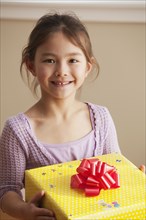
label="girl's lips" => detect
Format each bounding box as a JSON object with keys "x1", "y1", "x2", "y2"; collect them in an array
[{"x1": 51, "y1": 81, "x2": 73, "y2": 86}]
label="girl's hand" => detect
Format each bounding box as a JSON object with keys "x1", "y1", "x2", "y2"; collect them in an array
[
  {"x1": 24, "y1": 191, "x2": 56, "y2": 220},
  {"x1": 139, "y1": 165, "x2": 145, "y2": 173}
]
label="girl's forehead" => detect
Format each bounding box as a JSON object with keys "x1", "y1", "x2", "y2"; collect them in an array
[
  {"x1": 44, "y1": 31, "x2": 76, "y2": 44},
  {"x1": 46, "y1": 31, "x2": 70, "y2": 41},
  {"x1": 38, "y1": 32, "x2": 83, "y2": 52}
]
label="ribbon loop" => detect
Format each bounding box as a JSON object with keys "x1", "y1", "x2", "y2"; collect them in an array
[{"x1": 71, "y1": 158, "x2": 120, "y2": 196}]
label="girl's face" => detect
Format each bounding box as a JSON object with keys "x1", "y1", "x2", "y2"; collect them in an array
[{"x1": 30, "y1": 32, "x2": 92, "y2": 100}]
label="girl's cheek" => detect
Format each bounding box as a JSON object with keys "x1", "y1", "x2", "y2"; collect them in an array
[
  {"x1": 37, "y1": 72, "x2": 48, "y2": 81},
  {"x1": 36, "y1": 66, "x2": 50, "y2": 78}
]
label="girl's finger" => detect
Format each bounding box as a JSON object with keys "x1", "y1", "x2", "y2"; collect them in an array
[
  {"x1": 29, "y1": 190, "x2": 45, "y2": 204},
  {"x1": 36, "y1": 207, "x2": 54, "y2": 217},
  {"x1": 139, "y1": 165, "x2": 145, "y2": 173}
]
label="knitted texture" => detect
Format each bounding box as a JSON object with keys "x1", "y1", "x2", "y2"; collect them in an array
[{"x1": 0, "y1": 103, "x2": 120, "y2": 198}]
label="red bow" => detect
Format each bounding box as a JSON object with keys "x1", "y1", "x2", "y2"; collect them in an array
[{"x1": 71, "y1": 158, "x2": 120, "y2": 196}]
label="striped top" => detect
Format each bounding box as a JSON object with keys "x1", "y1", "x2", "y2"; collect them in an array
[{"x1": 0, "y1": 103, "x2": 121, "y2": 198}]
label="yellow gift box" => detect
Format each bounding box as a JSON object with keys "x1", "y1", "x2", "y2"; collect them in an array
[{"x1": 25, "y1": 153, "x2": 146, "y2": 220}]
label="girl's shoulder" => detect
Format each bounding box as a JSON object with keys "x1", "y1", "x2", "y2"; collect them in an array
[
  {"x1": 87, "y1": 102, "x2": 113, "y2": 127},
  {"x1": 87, "y1": 102, "x2": 110, "y2": 116},
  {"x1": 2, "y1": 113, "x2": 30, "y2": 133}
]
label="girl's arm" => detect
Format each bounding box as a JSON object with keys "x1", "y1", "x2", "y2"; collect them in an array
[
  {"x1": 0, "y1": 118, "x2": 55, "y2": 219},
  {"x1": 0, "y1": 190, "x2": 55, "y2": 220},
  {"x1": 102, "y1": 107, "x2": 121, "y2": 154}
]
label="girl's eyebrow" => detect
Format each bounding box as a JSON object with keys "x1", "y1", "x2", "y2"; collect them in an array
[
  {"x1": 41, "y1": 52, "x2": 82, "y2": 57},
  {"x1": 41, "y1": 53, "x2": 55, "y2": 57}
]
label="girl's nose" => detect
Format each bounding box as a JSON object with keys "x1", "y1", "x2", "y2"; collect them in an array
[
  {"x1": 55, "y1": 62, "x2": 68, "y2": 77},
  {"x1": 55, "y1": 71, "x2": 68, "y2": 77}
]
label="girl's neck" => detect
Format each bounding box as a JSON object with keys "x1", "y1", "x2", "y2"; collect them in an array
[{"x1": 34, "y1": 96, "x2": 82, "y2": 119}]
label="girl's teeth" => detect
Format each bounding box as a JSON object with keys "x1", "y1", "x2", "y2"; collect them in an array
[{"x1": 56, "y1": 82, "x2": 69, "y2": 85}]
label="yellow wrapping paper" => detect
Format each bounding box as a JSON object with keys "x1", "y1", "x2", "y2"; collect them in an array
[{"x1": 25, "y1": 153, "x2": 146, "y2": 220}]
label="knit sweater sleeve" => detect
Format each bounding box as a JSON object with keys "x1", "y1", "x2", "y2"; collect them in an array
[
  {"x1": 91, "y1": 104, "x2": 121, "y2": 155},
  {"x1": 0, "y1": 118, "x2": 27, "y2": 199},
  {"x1": 102, "y1": 107, "x2": 121, "y2": 154}
]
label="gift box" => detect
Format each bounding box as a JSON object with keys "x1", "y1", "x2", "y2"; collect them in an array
[{"x1": 25, "y1": 153, "x2": 146, "y2": 220}]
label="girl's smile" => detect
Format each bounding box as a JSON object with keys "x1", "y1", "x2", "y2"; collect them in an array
[{"x1": 51, "y1": 80, "x2": 73, "y2": 87}]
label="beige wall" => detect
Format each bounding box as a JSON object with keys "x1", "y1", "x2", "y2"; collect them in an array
[
  {"x1": 0, "y1": 19, "x2": 145, "y2": 167},
  {"x1": 0, "y1": 17, "x2": 145, "y2": 220}
]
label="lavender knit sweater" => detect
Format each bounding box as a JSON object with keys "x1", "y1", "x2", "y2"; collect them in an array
[{"x1": 0, "y1": 103, "x2": 120, "y2": 199}]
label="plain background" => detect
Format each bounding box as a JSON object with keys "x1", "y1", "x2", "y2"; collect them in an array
[{"x1": 0, "y1": 5, "x2": 145, "y2": 220}]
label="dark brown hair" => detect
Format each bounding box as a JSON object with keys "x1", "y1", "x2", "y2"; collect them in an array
[{"x1": 20, "y1": 12, "x2": 99, "y2": 96}]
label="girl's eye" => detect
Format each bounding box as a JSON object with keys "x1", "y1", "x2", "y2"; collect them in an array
[
  {"x1": 70, "y1": 59, "x2": 78, "y2": 63},
  {"x1": 43, "y1": 59, "x2": 55, "y2": 63}
]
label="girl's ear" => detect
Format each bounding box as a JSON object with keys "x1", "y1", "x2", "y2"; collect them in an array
[
  {"x1": 26, "y1": 59, "x2": 36, "y2": 76},
  {"x1": 85, "y1": 57, "x2": 94, "y2": 77}
]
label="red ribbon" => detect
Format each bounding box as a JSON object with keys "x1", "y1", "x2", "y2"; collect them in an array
[{"x1": 71, "y1": 158, "x2": 120, "y2": 196}]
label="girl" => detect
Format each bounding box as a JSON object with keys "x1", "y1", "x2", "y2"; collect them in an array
[{"x1": 0, "y1": 12, "x2": 144, "y2": 220}]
